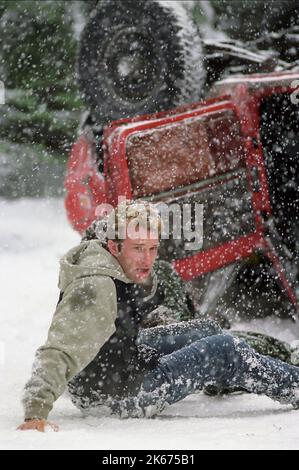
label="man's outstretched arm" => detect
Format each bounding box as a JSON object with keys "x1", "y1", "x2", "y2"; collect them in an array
[{"x1": 18, "y1": 276, "x2": 117, "y2": 430}]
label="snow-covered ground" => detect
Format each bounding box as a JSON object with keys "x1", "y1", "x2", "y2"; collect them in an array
[{"x1": 0, "y1": 197, "x2": 299, "y2": 450}]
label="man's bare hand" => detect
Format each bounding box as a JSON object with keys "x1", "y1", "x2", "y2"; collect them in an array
[{"x1": 17, "y1": 419, "x2": 59, "y2": 432}]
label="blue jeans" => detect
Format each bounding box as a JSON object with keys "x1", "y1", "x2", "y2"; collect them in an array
[
  {"x1": 109, "y1": 324, "x2": 299, "y2": 417},
  {"x1": 137, "y1": 319, "x2": 223, "y2": 355}
]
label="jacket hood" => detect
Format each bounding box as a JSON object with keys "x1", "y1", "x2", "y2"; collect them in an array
[{"x1": 58, "y1": 240, "x2": 132, "y2": 292}]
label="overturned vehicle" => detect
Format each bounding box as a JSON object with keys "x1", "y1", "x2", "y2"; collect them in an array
[{"x1": 64, "y1": 0, "x2": 299, "y2": 322}]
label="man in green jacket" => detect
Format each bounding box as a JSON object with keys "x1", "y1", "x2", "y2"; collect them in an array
[{"x1": 18, "y1": 200, "x2": 299, "y2": 432}]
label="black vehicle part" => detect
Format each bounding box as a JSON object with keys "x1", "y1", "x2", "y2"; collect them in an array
[
  {"x1": 78, "y1": 0, "x2": 205, "y2": 123},
  {"x1": 260, "y1": 92, "x2": 299, "y2": 285},
  {"x1": 249, "y1": 25, "x2": 299, "y2": 63}
]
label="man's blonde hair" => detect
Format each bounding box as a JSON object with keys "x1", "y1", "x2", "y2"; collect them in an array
[{"x1": 107, "y1": 200, "x2": 162, "y2": 242}]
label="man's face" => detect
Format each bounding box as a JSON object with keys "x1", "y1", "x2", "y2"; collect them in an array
[{"x1": 108, "y1": 227, "x2": 159, "y2": 284}]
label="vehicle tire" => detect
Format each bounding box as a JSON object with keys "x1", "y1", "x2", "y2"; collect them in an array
[{"x1": 77, "y1": 0, "x2": 205, "y2": 123}]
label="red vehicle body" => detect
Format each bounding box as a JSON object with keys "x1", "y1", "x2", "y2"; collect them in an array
[{"x1": 64, "y1": 70, "x2": 299, "y2": 318}]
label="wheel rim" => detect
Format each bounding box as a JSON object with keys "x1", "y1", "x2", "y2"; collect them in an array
[{"x1": 102, "y1": 26, "x2": 165, "y2": 103}]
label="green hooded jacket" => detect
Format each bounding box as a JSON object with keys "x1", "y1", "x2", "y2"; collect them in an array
[{"x1": 23, "y1": 240, "x2": 132, "y2": 420}]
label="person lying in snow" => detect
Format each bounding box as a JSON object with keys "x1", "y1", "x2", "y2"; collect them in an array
[{"x1": 18, "y1": 200, "x2": 299, "y2": 432}]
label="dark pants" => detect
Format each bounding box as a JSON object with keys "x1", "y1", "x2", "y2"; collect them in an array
[{"x1": 69, "y1": 321, "x2": 299, "y2": 417}]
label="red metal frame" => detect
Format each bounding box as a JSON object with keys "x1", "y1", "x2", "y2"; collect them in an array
[
  {"x1": 64, "y1": 133, "x2": 107, "y2": 233},
  {"x1": 104, "y1": 99, "x2": 237, "y2": 204}
]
